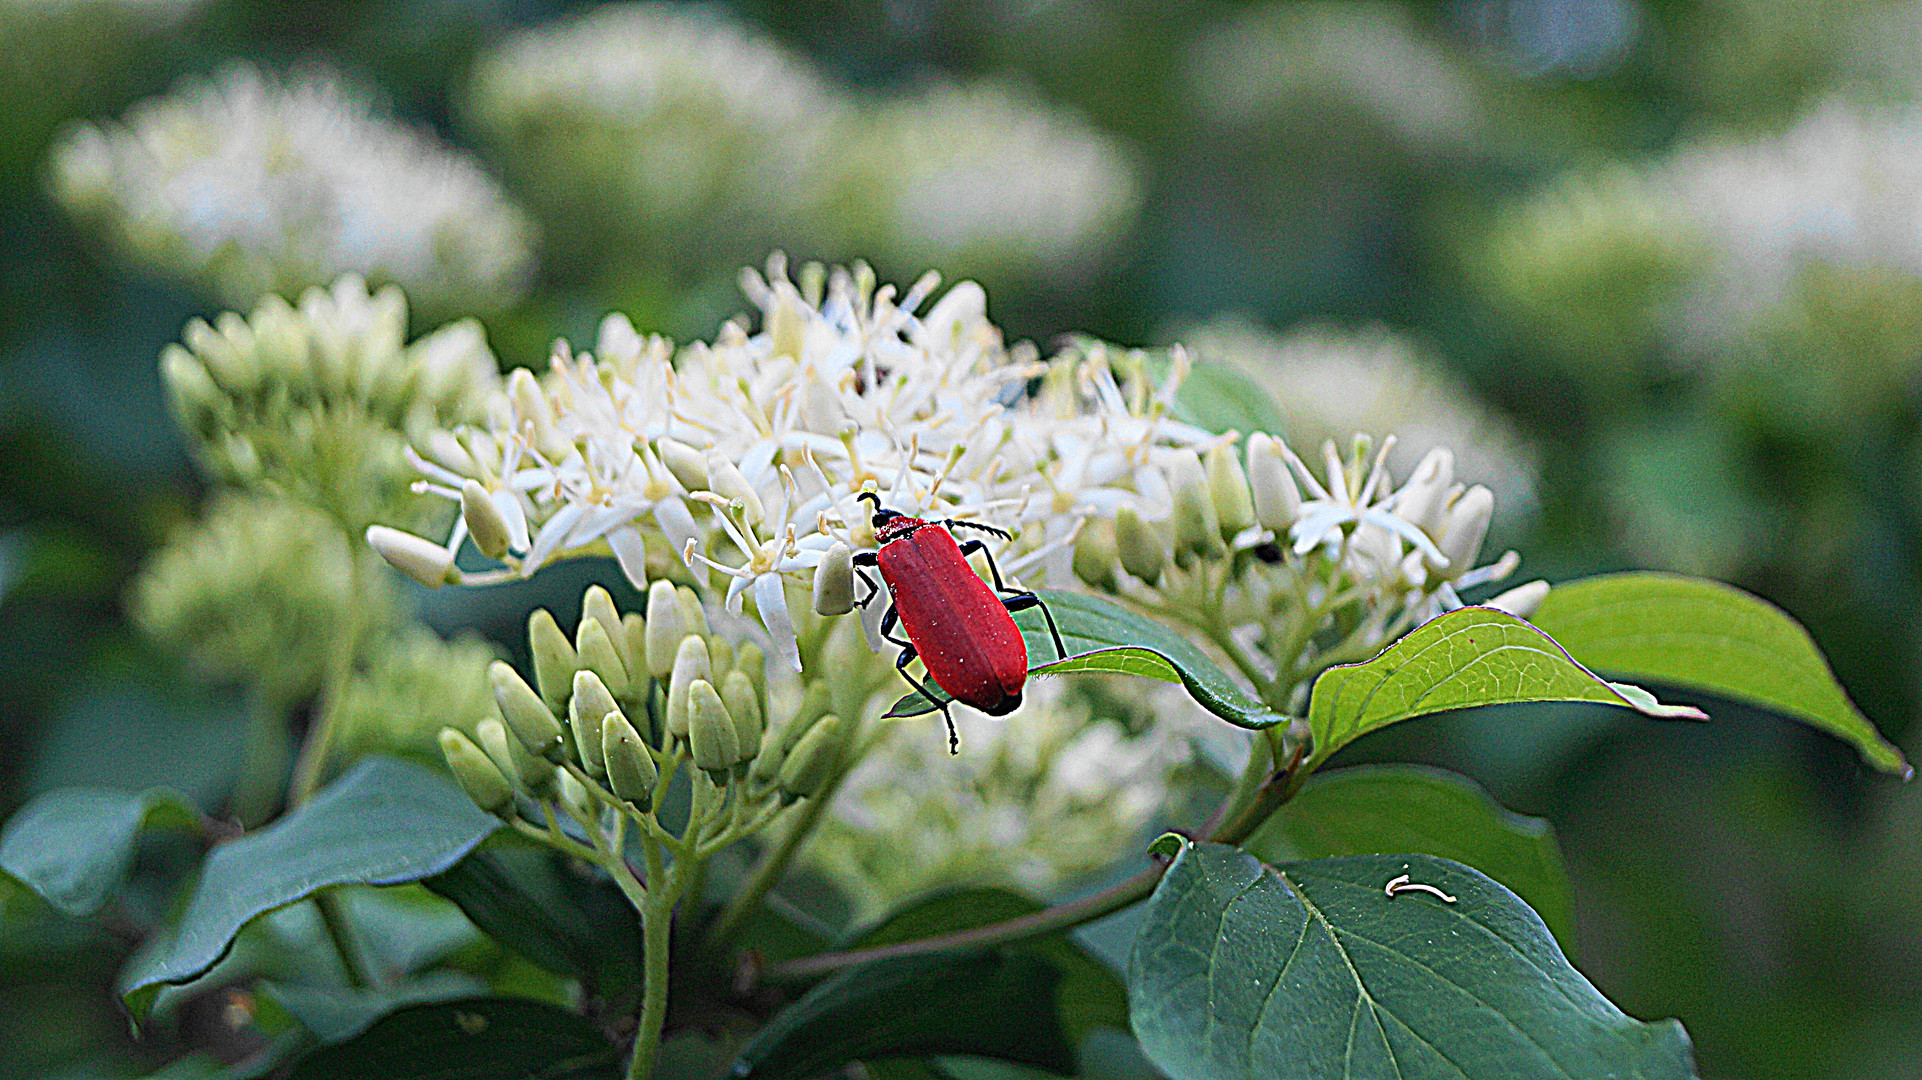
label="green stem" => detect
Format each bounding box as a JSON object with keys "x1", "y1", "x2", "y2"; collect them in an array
[
  {"x1": 628, "y1": 834, "x2": 674, "y2": 1080},
  {"x1": 314, "y1": 891, "x2": 370, "y2": 989}
]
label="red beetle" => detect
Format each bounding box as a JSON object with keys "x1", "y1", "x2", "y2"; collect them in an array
[{"x1": 853, "y1": 492, "x2": 1067, "y2": 752}]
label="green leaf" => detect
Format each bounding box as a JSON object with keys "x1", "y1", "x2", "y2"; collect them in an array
[
  {"x1": 261, "y1": 970, "x2": 488, "y2": 1043},
  {"x1": 1307, "y1": 606, "x2": 1705, "y2": 770},
  {"x1": 1530, "y1": 572, "x2": 1911, "y2": 779},
  {"x1": 734, "y1": 950, "x2": 1075, "y2": 1080},
  {"x1": 737, "y1": 887, "x2": 1129, "y2": 1080},
  {"x1": 426, "y1": 838, "x2": 640, "y2": 999},
  {"x1": 119, "y1": 757, "x2": 500, "y2": 1021},
  {"x1": 886, "y1": 591, "x2": 1283, "y2": 730},
  {"x1": 1246, "y1": 765, "x2": 1576, "y2": 951},
  {"x1": 1168, "y1": 361, "x2": 1288, "y2": 438},
  {"x1": 1128, "y1": 843, "x2": 1697, "y2": 1080},
  {"x1": 285, "y1": 997, "x2": 616, "y2": 1080},
  {"x1": 0, "y1": 786, "x2": 201, "y2": 916}
]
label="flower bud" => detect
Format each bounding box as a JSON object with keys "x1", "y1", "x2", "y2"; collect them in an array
[
  {"x1": 1247, "y1": 433, "x2": 1302, "y2": 533},
  {"x1": 620, "y1": 612, "x2": 648, "y2": 689},
  {"x1": 687, "y1": 679, "x2": 740, "y2": 776},
  {"x1": 575, "y1": 617, "x2": 630, "y2": 698},
  {"x1": 813, "y1": 542, "x2": 857, "y2": 616},
  {"x1": 665, "y1": 635, "x2": 713, "y2": 739},
  {"x1": 602, "y1": 711, "x2": 659, "y2": 811},
  {"x1": 657, "y1": 437, "x2": 709, "y2": 491},
  {"x1": 750, "y1": 725, "x2": 789, "y2": 787},
  {"x1": 441, "y1": 728, "x2": 513, "y2": 816},
  {"x1": 643, "y1": 580, "x2": 684, "y2": 678},
  {"x1": 1206, "y1": 444, "x2": 1255, "y2": 539},
  {"x1": 461, "y1": 480, "x2": 514, "y2": 561},
  {"x1": 569, "y1": 670, "x2": 621, "y2": 777},
  {"x1": 556, "y1": 769, "x2": 592, "y2": 822},
  {"x1": 778, "y1": 715, "x2": 844, "y2": 802},
  {"x1": 722, "y1": 670, "x2": 764, "y2": 759},
  {"x1": 1168, "y1": 451, "x2": 1222, "y2": 565},
  {"x1": 707, "y1": 452, "x2": 765, "y2": 526},
  {"x1": 1488, "y1": 579, "x2": 1550, "y2": 620},
  {"x1": 1437, "y1": 485, "x2": 1494, "y2": 575},
  {"x1": 489, "y1": 660, "x2": 564, "y2": 760},
  {"x1": 677, "y1": 586, "x2": 710, "y2": 637},
  {"x1": 1114, "y1": 506, "x2": 1166, "y2": 584},
  {"x1": 792, "y1": 681, "x2": 833, "y2": 737},
  {"x1": 477, "y1": 717, "x2": 556, "y2": 797},
  {"x1": 1395, "y1": 448, "x2": 1455, "y2": 537},
  {"x1": 367, "y1": 527, "x2": 454, "y2": 588},
  {"x1": 1072, "y1": 518, "x2": 1118, "y2": 591},
  {"x1": 582, "y1": 586, "x2": 626, "y2": 657},
  {"x1": 528, "y1": 608, "x2": 578, "y2": 711},
  {"x1": 736, "y1": 641, "x2": 767, "y2": 703}
]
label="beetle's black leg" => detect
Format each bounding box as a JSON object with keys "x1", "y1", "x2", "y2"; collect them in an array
[
  {"x1": 880, "y1": 607, "x2": 958, "y2": 754},
  {"x1": 957, "y1": 538, "x2": 1069, "y2": 662}
]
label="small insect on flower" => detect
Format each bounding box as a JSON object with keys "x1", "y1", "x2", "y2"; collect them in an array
[{"x1": 853, "y1": 492, "x2": 1068, "y2": 753}]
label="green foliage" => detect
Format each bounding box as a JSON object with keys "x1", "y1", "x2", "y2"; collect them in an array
[
  {"x1": 1247, "y1": 765, "x2": 1576, "y2": 950},
  {"x1": 1128, "y1": 842, "x2": 1697, "y2": 1080},
  {"x1": 119, "y1": 758, "x2": 499, "y2": 1020},
  {"x1": 1531, "y1": 573, "x2": 1911, "y2": 778},
  {"x1": 1306, "y1": 605, "x2": 1705, "y2": 770},
  {"x1": 286, "y1": 997, "x2": 618, "y2": 1080},
  {"x1": 0, "y1": 786, "x2": 200, "y2": 916}
]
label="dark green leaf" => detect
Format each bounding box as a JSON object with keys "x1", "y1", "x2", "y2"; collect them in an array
[
  {"x1": 842, "y1": 887, "x2": 1129, "y2": 1045},
  {"x1": 1531, "y1": 572, "x2": 1911, "y2": 778},
  {"x1": 1307, "y1": 606, "x2": 1705, "y2": 770},
  {"x1": 734, "y1": 950, "x2": 1075, "y2": 1080},
  {"x1": 1246, "y1": 765, "x2": 1576, "y2": 950},
  {"x1": 1167, "y1": 361, "x2": 1288, "y2": 438},
  {"x1": 0, "y1": 786, "x2": 201, "y2": 916},
  {"x1": 426, "y1": 838, "x2": 640, "y2": 998},
  {"x1": 261, "y1": 971, "x2": 488, "y2": 1043},
  {"x1": 887, "y1": 591, "x2": 1283, "y2": 730},
  {"x1": 286, "y1": 996, "x2": 616, "y2": 1080},
  {"x1": 1128, "y1": 843, "x2": 1697, "y2": 1080},
  {"x1": 119, "y1": 757, "x2": 500, "y2": 1020}
]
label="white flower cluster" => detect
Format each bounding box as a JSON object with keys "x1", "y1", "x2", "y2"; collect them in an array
[
  {"x1": 50, "y1": 63, "x2": 536, "y2": 316},
  {"x1": 1180, "y1": 318, "x2": 1537, "y2": 517},
  {"x1": 465, "y1": 2, "x2": 1140, "y2": 283}
]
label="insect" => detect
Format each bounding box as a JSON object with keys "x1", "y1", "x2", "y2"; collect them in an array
[{"x1": 852, "y1": 492, "x2": 1067, "y2": 753}]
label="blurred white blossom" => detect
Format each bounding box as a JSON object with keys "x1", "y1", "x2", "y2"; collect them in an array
[
  {"x1": 1180, "y1": 318, "x2": 1538, "y2": 517},
  {"x1": 50, "y1": 63, "x2": 535, "y2": 316}
]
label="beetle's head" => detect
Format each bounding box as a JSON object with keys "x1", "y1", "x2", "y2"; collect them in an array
[{"x1": 857, "y1": 491, "x2": 901, "y2": 528}]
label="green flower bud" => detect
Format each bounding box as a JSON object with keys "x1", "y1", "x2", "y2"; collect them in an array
[
  {"x1": 687, "y1": 679, "x2": 739, "y2": 776},
  {"x1": 778, "y1": 715, "x2": 844, "y2": 802},
  {"x1": 722, "y1": 669, "x2": 764, "y2": 759},
  {"x1": 657, "y1": 437, "x2": 709, "y2": 491},
  {"x1": 367, "y1": 526, "x2": 454, "y2": 588},
  {"x1": 665, "y1": 635, "x2": 712, "y2": 740},
  {"x1": 1170, "y1": 450, "x2": 1224, "y2": 566},
  {"x1": 527, "y1": 608, "x2": 578, "y2": 711},
  {"x1": 620, "y1": 612, "x2": 649, "y2": 690},
  {"x1": 461, "y1": 480, "x2": 514, "y2": 561},
  {"x1": 644, "y1": 580, "x2": 685, "y2": 678},
  {"x1": 576, "y1": 616, "x2": 630, "y2": 698},
  {"x1": 791, "y1": 681, "x2": 834, "y2": 740},
  {"x1": 1247, "y1": 433, "x2": 1302, "y2": 534},
  {"x1": 1072, "y1": 518, "x2": 1118, "y2": 591},
  {"x1": 1115, "y1": 506, "x2": 1167, "y2": 584},
  {"x1": 477, "y1": 716, "x2": 556, "y2": 797},
  {"x1": 582, "y1": 586, "x2": 626, "y2": 657},
  {"x1": 569, "y1": 670, "x2": 621, "y2": 777},
  {"x1": 749, "y1": 725, "x2": 789, "y2": 787},
  {"x1": 489, "y1": 660, "x2": 564, "y2": 761},
  {"x1": 1206, "y1": 443, "x2": 1256, "y2": 539},
  {"x1": 708, "y1": 636, "x2": 736, "y2": 682},
  {"x1": 601, "y1": 710, "x2": 659, "y2": 811},
  {"x1": 556, "y1": 768, "x2": 593, "y2": 822},
  {"x1": 677, "y1": 586, "x2": 710, "y2": 637},
  {"x1": 812, "y1": 541, "x2": 856, "y2": 616},
  {"x1": 735, "y1": 641, "x2": 767, "y2": 703},
  {"x1": 441, "y1": 728, "x2": 513, "y2": 815}
]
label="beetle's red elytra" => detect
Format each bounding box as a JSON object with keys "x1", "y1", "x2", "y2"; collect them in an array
[{"x1": 853, "y1": 493, "x2": 1067, "y2": 753}]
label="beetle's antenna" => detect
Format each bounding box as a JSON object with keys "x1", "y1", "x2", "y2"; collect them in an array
[
  {"x1": 856, "y1": 490, "x2": 882, "y2": 524},
  {"x1": 946, "y1": 519, "x2": 1013, "y2": 541}
]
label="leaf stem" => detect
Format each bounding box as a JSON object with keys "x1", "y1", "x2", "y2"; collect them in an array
[{"x1": 628, "y1": 832, "x2": 674, "y2": 1080}]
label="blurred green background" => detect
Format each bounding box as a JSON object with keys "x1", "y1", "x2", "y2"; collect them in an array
[{"x1": 2, "y1": 0, "x2": 1918, "y2": 1077}]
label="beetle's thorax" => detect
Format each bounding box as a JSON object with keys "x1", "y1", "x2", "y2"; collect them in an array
[{"x1": 874, "y1": 514, "x2": 931, "y2": 545}]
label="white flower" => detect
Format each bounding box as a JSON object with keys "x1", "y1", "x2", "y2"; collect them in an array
[{"x1": 49, "y1": 62, "x2": 535, "y2": 316}]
